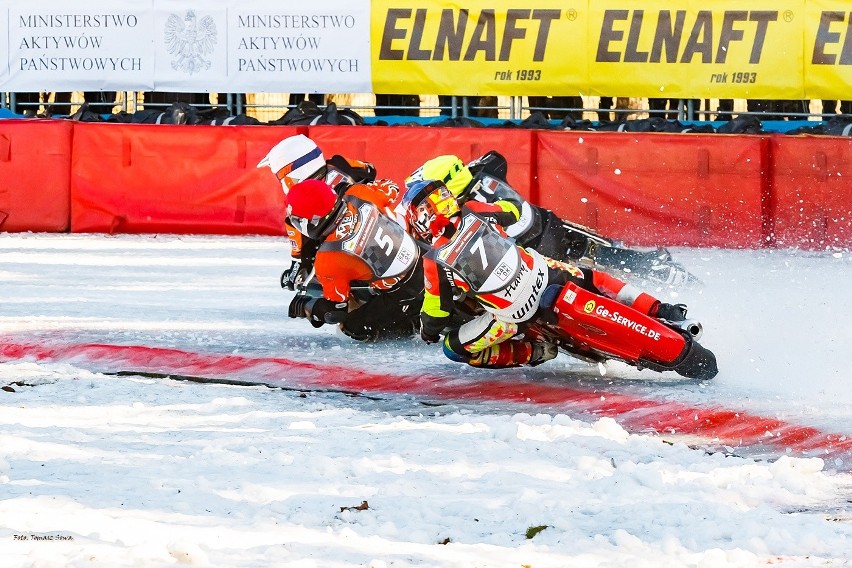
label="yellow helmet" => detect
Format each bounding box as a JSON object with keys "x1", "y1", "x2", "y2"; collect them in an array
[
  {"x1": 407, "y1": 155, "x2": 473, "y2": 198},
  {"x1": 400, "y1": 180, "x2": 460, "y2": 241}
]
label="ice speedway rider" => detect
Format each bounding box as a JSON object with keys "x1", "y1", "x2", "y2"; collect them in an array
[
  {"x1": 282, "y1": 177, "x2": 425, "y2": 341},
  {"x1": 405, "y1": 152, "x2": 693, "y2": 287},
  {"x1": 399, "y1": 178, "x2": 692, "y2": 369},
  {"x1": 257, "y1": 134, "x2": 377, "y2": 292}
]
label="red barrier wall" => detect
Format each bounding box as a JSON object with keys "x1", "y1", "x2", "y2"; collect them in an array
[
  {"x1": 535, "y1": 131, "x2": 768, "y2": 248},
  {"x1": 769, "y1": 135, "x2": 852, "y2": 250},
  {"x1": 1, "y1": 120, "x2": 850, "y2": 250},
  {"x1": 70, "y1": 123, "x2": 302, "y2": 235},
  {"x1": 307, "y1": 125, "x2": 535, "y2": 193},
  {"x1": 0, "y1": 119, "x2": 72, "y2": 232}
]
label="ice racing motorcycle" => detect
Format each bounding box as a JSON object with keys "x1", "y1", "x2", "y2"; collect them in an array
[
  {"x1": 290, "y1": 261, "x2": 718, "y2": 381},
  {"x1": 522, "y1": 281, "x2": 718, "y2": 380}
]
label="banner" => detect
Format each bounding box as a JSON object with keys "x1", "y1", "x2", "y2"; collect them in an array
[
  {"x1": 586, "y1": 1, "x2": 806, "y2": 99},
  {"x1": 151, "y1": 0, "x2": 226, "y2": 92},
  {"x1": 0, "y1": 1, "x2": 852, "y2": 98},
  {"x1": 224, "y1": 0, "x2": 372, "y2": 94},
  {"x1": 0, "y1": 8, "x2": 8, "y2": 87},
  {"x1": 803, "y1": 0, "x2": 852, "y2": 99},
  {"x1": 370, "y1": 0, "x2": 586, "y2": 96},
  {"x1": 8, "y1": 0, "x2": 153, "y2": 91},
  {"x1": 0, "y1": 0, "x2": 373, "y2": 93}
]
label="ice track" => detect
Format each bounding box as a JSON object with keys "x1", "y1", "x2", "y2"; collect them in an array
[{"x1": 1, "y1": 233, "x2": 851, "y2": 466}]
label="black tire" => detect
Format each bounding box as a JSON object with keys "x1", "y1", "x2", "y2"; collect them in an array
[
  {"x1": 673, "y1": 339, "x2": 718, "y2": 380},
  {"x1": 638, "y1": 335, "x2": 718, "y2": 380}
]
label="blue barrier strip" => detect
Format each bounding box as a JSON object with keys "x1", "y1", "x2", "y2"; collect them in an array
[{"x1": 0, "y1": 107, "x2": 830, "y2": 134}]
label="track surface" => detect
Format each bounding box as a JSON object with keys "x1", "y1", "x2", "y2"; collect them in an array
[
  {"x1": 2, "y1": 234, "x2": 851, "y2": 468},
  {"x1": 4, "y1": 339, "x2": 852, "y2": 468}
]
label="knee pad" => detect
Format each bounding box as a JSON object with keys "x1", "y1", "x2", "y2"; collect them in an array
[
  {"x1": 455, "y1": 313, "x2": 518, "y2": 352},
  {"x1": 442, "y1": 337, "x2": 470, "y2": 363}
]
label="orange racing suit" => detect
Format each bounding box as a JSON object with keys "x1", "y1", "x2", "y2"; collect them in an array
[{"x1": 298, "y1": 180, "x2": 425, "y2": 340}]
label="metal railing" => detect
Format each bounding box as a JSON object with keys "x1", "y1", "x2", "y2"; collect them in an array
[{"x1": 2, "y1": 93, "x2": 846, "y2": 122}]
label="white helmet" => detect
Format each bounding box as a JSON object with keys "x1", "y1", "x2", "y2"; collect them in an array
[{"x1": 257, "y1": 134, "x2": 326, "y2": 193}]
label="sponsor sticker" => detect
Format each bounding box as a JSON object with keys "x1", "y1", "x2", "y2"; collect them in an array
[
  {"x1": 493, "y1": 261, "x2": 512, "y2": 281},
  {"x1": 594, "y1": 304, "x2": 661, "y2": 341}
]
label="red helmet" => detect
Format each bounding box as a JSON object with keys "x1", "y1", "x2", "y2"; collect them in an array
[{"x1": 287, "y1": 179, "x2": 342, "y2": 239}]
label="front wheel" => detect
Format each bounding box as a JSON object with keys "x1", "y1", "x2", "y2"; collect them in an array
[
  {"x1": 638, "y1": 336, "x2": 718, "y2": 380},
  {"x1": 674, "y1": 339, "x2": 718, "y2": 380}
]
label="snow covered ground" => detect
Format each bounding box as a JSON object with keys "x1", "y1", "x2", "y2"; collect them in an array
[{"x1": 1, "y1": 233, "x2": 851, "y2": 568}]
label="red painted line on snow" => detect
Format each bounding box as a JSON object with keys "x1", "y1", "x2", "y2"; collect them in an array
[{"x1": 3, "y1": 340, "x2": 852, "y2": 465}]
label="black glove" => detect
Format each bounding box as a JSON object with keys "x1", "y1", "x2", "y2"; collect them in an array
[
  {"x1": 280, "y1": 260, "x2": 303, "y2": 291},
  {"x1": 288, "y1": 294, "x2": 311, "y2": 319},
  {"x1": 307, "y1": 298, "x2": 349, "y2": 325},
  {"x1": 419, "y1": 314, "x2": 447, "y2": 344},
  {"x1": 420, "y1": 328, "x2": 440, "y2": 344},
  {"x1": 655, "y1": 302, "x2": 688, "y2": 322}
]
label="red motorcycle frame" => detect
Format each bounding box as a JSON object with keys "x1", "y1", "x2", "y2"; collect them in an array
[{"x1": 526, "y1": 282, "x2": 718, "y2": 380}]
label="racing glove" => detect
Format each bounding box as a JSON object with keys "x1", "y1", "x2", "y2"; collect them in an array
[
  {"x1": 654, "y1": 302, "x2": 688, "y2": 322},
  {"x1": 420, "y1": 327, "x2": 441, "y2": 344},
  {"x1": 281, "y1": 260, "x2": 305, "y2": 291},
  {"x1": 419, "y1": 314, "x2": 449, "y2": 344},
  {"x1": 306, "y1": 298, "x2": 349, "y2": 325}
]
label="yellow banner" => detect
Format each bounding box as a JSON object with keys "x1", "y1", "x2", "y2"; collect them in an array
[
  {"x1": 370, "y1": 1, "x2": 852, "y2": 99},
  {"x1": 804, "y1": 0, "x2": 852, "y2": 99},
  {"x1": 587, "y1": 1, "x2": 805, "y2": 99},
  {"x1": 370, "y1": 0, "x2": 586, "y2": 96}
]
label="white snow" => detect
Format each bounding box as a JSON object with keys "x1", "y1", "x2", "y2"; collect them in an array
[{"x1": 1, "y1": 233, "x2": 851, "y2": 568}]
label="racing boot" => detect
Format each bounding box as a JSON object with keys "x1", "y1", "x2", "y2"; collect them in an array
[
  {"x1": 596, "y1": 246, "x2": 691, "y2": 286},
  {"x1": 648, "y1": 249, "x2": 691, "y2": 287},
  {"x1": 528, "y1": 342, "x2": 558, "y2": 366},
  {"x1": 461, "y1": 340, "x2": 557, "y2": 368}
]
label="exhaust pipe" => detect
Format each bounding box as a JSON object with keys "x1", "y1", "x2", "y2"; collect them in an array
[{"x1": 672, "y1": 318, "x2": 703, "y2": 340}]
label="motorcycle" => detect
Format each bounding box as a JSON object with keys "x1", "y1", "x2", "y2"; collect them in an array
[
  {"x1": 291, "y1": 260, "x2": 718, "y2": 381},
  {"x1": 524, "y1": 281, "x2": 718, "y2": 380}
]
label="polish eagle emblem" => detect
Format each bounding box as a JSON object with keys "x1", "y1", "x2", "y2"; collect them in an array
[{"x1": 164, "y1": 10, "x2": 216, "y2": 74}]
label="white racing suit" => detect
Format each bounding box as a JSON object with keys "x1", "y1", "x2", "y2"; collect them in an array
[{"x1": 422, "y1": 209, "x2": 664, "y2": 368}]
